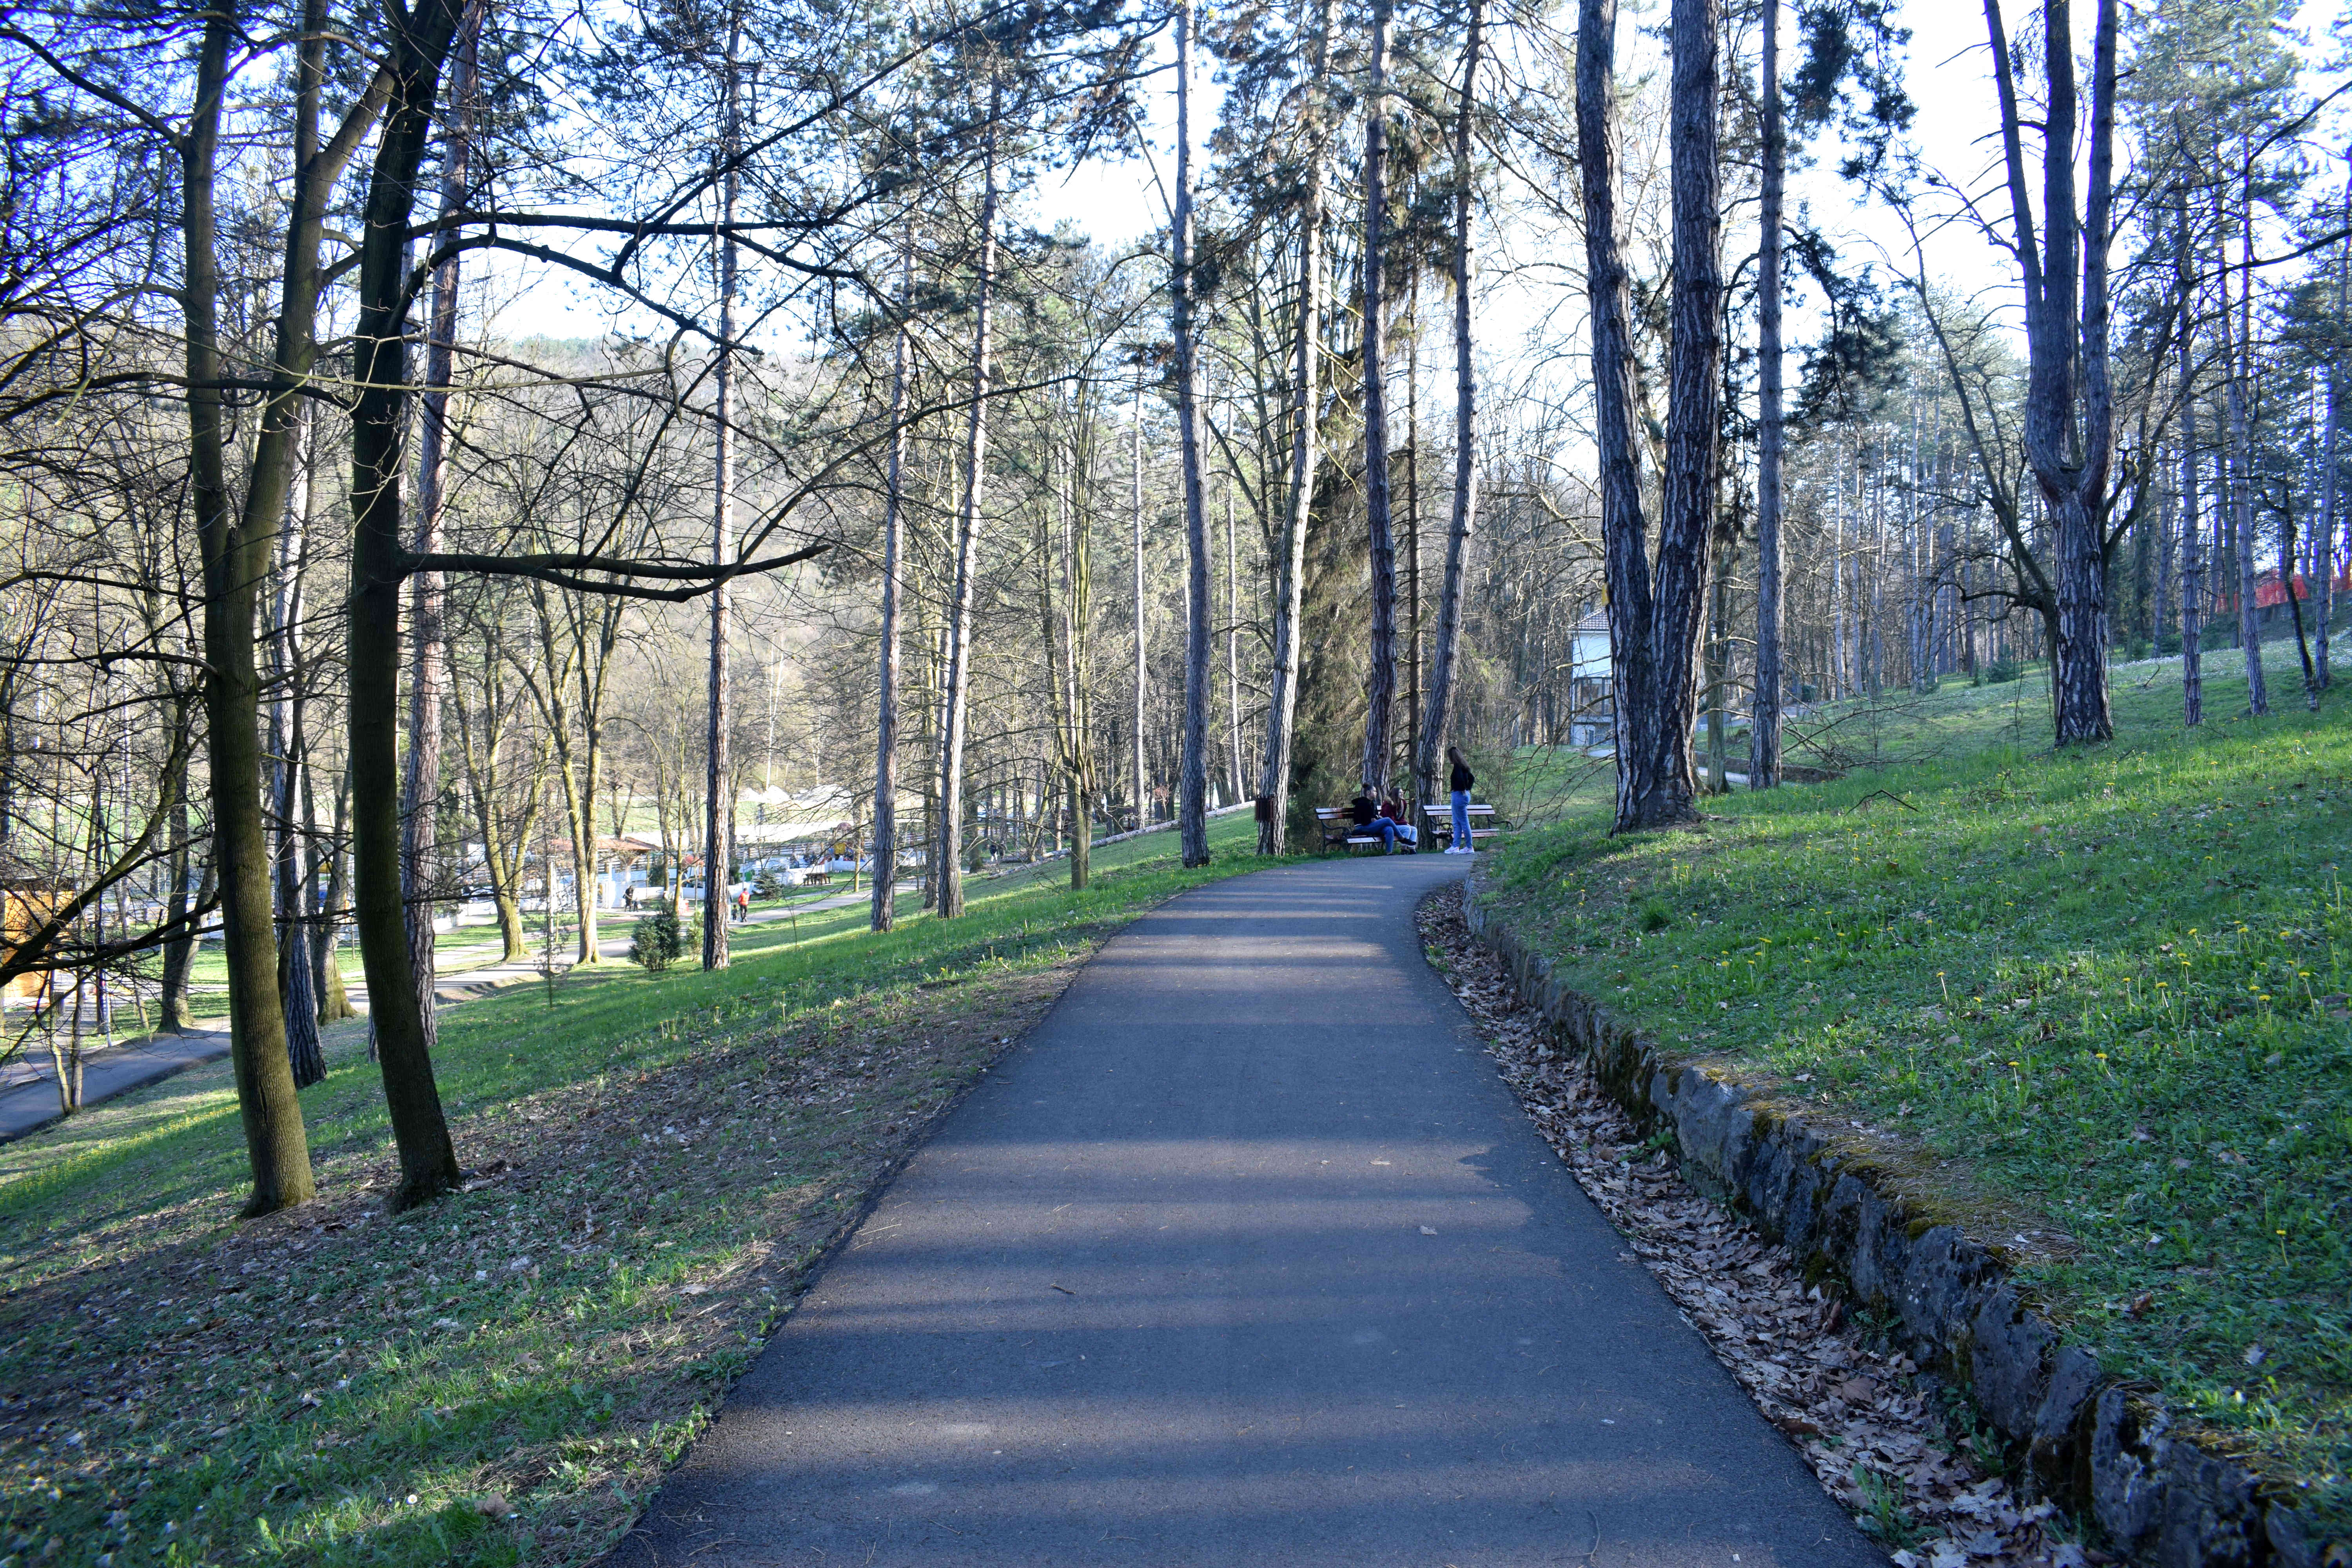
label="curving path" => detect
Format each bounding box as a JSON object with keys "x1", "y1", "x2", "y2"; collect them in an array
[{"x1": 607, "y1": 855, "x2": 1883, "y2": 1567}]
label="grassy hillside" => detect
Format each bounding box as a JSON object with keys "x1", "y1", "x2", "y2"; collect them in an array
[
  {"x1": 0, "y1": 809, "x2": 1289, "y2": 1568},
  {"x1": 1477, "y1": 644, "x2": 2352, "y2": 1526}
]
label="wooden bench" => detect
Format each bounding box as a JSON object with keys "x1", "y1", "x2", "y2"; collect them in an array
[
  {"x1": 800, "y1": 869, "x2": 832, "y2": 886},
  {"x1": 1314, "y1": 806, "x2": 1390, "y2": 855},
  {"x1": 1422, "y1": 802, "x2": 1501, "y2": 850}
]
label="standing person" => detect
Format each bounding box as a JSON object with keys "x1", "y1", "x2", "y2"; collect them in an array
[{"x1": 1446, "y1": 746, "x2": 1475, "y2": 853}]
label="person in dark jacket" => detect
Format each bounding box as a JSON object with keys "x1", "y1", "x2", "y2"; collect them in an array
[
  {"x1": 1446, "y1": 746, "x2": 1476, "y2": 853},
  {"x1": 1348, "y1": 788, "x2": 1408, "y2": 852}
]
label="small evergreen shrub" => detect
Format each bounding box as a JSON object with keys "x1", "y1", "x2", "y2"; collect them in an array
[{"x1": 629, "y1": 909, "x2": 684, "y2": 973}]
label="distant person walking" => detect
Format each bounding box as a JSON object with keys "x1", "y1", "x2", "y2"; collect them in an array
[{"x1": 1446, "y1": 747, "x2": 1475, "y2": 854}]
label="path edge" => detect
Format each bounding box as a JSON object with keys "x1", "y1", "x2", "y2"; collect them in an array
[{"x1": 1457, "y1": 865, "x2": 2341, "y2": 1568}]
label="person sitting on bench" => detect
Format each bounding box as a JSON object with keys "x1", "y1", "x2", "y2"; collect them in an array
[
  {"x1": 1380, "y1": 791, "x2": 1419, "y2": 849},
  {"x1": 1348, "y1": 788, "x2": 1412, "y2": 852}
]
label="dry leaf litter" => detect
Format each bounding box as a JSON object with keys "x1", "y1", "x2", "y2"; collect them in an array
[{"x1": 1420, "y1": 884, "x2": 2098, "y2": 1568}]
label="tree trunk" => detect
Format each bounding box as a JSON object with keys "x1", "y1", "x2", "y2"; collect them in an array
[
  {"x1": 1357, "y1": 0, "x2": 1398, "y2": 796},
  {"x1": 1131, "y1": 361, "x2": 1149, "y2": 829},
  {"x1": 270, "y1": 408, "x2": 325, "y2": 1086},
  {"x1": 872, "y1": 232, "x2": 913, "y2": 931},
  {"x1": 703, "y1": 18, "x2": 742, "y2": 969},
  {"x1": 316, "y1": 770, "x2": 356, "y2": 1020},
  {"x1": 184, "y1": 0, "x2": 314, "y2": 1214},
  {"x1": 1174, "y1": 0, "x2": 1212, "y2": 867},
  {"x1": 1256, "y1": 0, "x2": 1335, "y2": 856},
  {"x1": 1986, "y1": 0, "x2": 2116, "y2": 744},
  {"x1": 936, "y1": 78, "x2": 1000, "y2": 921},
  {"x1": 2179, "y1": 190, "x2": 2204, "y2": 726},
  {"x1": 1581, "y1": 0, "x2": 1719, "y2": 832},
  {"x1": 157, "y1": 722, "x2": 199, "y2": 1033},
  {"x1": 1749, "y1": 0, "x2": 1784, "y2": 787},
  {"x1": 1414, "y1": 0, "x2": 1483, "y2": 824},
  {"x1": 404, "y1": 3, "x2": 478, "y2": 1035},
  {"x1": 2320, "y1": 191, "x2": 2341, "y2": 692},
  {"x1": 1225, "y1": 489, "x2": 1244, "y2": 803},
  {"x1": 2219, "y1": 175, "x2": 2267, "y2": 716},
  {"x1": 348, "y1": 0, "x2": 470, "y2": 1210}
]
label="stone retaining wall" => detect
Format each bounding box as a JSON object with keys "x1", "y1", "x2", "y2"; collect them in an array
[{"x1": 1460, "y1": 870, "x2": 2341, "y2": 1568}]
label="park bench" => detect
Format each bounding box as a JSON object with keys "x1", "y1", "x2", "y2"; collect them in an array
[
  {"x1": 1314, "y1": 806, "x2": 1392, "y2": 855},
  {"x1": 1422, "y1": 801, "x2": 1500, "y2": 850},
  {"x1": 800, "y1": 868, "x2": 832, "y2": 886}
]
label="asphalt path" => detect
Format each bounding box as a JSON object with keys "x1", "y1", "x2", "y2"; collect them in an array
[
  {"x1": 0, "y1": 888, "x2": 880, "y2": 1143},
  {"x1": 608, "y1": 855, "x2": 1883, "y2": 1567},
  {"x1": 0, "y1": 1028, "x2": 232, "y2": 1143}
]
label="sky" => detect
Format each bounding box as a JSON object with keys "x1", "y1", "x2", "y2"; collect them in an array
[{"x1": 486, "y1": 0, "x2": 2352, "y2": 413}]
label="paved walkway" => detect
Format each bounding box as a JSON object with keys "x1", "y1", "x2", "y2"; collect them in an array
[
  {"x1": 609, "y1": 856, "x2": 1881, "y2": 1567},
  {"x1": 0, "y1": 1029, "x2": 233, "y2": 1143},
  {"x1": 0, "y1": 888, "x2": 888, "y2": 1143}
]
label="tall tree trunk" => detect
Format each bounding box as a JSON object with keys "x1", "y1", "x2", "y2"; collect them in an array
[
  {"x1": 937, "y1": 77, "x2": 1000, "y2": 921},
  {"x1": 2179, "y1": 187, "x2": 2204, "y2": 726},
  {"x1": 1174, "y1": 0, "x2": 1212, "y2": 867},
  {"x1": 2219, "y1": 172, "x2": 2267, "y2": 716},
  {"x1": 1414, "y1": 0, "x2": 1483, "y2": 824},
  {"x1": 157, "y1": 710, "x2": 198, "y2": 1033},
  {"x1": 1357, "y1": 0, "x2": 1398, "y2": 796},
  {"x1": 1987, "y1": 0, "x2": 2116, "y2": 743},
  {"x1": 2320, "y1": 185, "x2": 2342, "y2": 691},
  {"x1": 271, "y1": 409, "x2": 325, "y2": 1086},
  {"x1": 703, "y1": 16, "x2": 742, "y2": 969},
  {"x1": 404, "y1": 3, "x2": 478, "y2": 1036},
  {"x1": 1256, "y1": 0, "x2": 1334, "y2": 855},
  {"x1": 1225, "y1": 488, "x2": 1243, "y2": 803},
  {"x1": 872, "y1": 232, "x2": 914, "y2": 931},
  {"x1": 1131, "y1": 359, "x2": 1149, "y2": 828},
  {"x1": 349, "y1": 0, "x2": 470, "y2": 1211},
  {"x1": 185, "y1": 0, "x2": 314, "y2": 1214},
  {"x1": 316, "y1": 769, "x2": 356, "y2": 1019},
  {"x1": 1057, "y1": 417, "x2": 1097, "y2": 890},
  {"x1": 1581, "y1": 0, "x2": 1720, "y2": 831},
  {"x1": 1749, "y1": 0, "x2": 1784, "y2": 787}
]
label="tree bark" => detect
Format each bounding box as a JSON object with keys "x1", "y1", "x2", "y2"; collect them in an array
[
  {"x1": 2320, "y1": 169, "x2": 2345, "y2": 693},
  {"x1": 703, "y1": 16, "x2": 742, "y2": 969},
  {"x1": 1750, "y1": 0, "x2": 1784, "y2": 788},
  {"x1": 184, "y1": 0, "x2": 315, "y2": 1214},
  {"x1": 1131, "y1": 359, "x2": 1150, "y2": 829},
  {"x1": 2178, "y1": 187, "x2": 2204, "y2": 726},
  {"x1": 1985, "y1": 0, "x2": 2117, "y2": 743},
  {"x1": 404, "y1": 1, "x2": 479, "y2": 1028},
  {"x1": 1225, "y1": 488, "x2": 1243, "y2": 804},
  {"x1": 348, "y1": 0, "x2": 471, "y2": 1210},
  {"x1": 157, "y1": 720, "x2": 199, "y2": 1033},
  {"x1": 872, "y1": 232, "x2": 914, "y2": 931},
  {"x1": 1581, "y1": 0, "x2": 1720, "y2": 832},
  {"x1": 1174, "y1": 0, "x2": 1212, "y2": 867},
  {"x1": 2218, "y1": 171, "x2": 2267, "y2": 716},
  {"x1": 1357, "y1": 0, "x2": 1398, "y2": 796},
  {"x1": 936, "y1": 76, "x2": 1000, "y2": 921},
  {"x1": 1256, "y1": 0, "x2": 1335, "y2": 855},
  {"x1": 1414, "y1": 0, "x2": 1483, "y2": 824},
  {"x1": 270, "y1": 407, "x2": 325, "y2": 1086}
]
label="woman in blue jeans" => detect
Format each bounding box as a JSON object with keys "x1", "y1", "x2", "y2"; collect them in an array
[{"x1": 1446, "y1": 746, "x2": 1475, "y2": 853}]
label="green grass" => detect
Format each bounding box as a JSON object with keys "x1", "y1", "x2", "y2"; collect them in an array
[
  {"x1": 0, "y1": 808, "x2": 1290, "y2": 1567},
  {"x1": 1477, "y1": 641, "x2": 2352, "y2": 1525}
]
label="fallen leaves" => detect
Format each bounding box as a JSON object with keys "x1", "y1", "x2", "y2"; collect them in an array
[{"x1": 1420, "y1": 887, "x2": 2087, "y2": 1568}]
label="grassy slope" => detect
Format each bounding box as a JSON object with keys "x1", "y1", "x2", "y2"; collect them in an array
[
  {"x1": 1478, "y1": 645, "x2": 2352, "y2": 1525},
  {"x1": 0, "y1": 809, "x2": 1288, "y2": 1567}
]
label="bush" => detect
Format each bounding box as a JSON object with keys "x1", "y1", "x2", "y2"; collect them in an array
[
  {"x1": 1980, "y1": 660, "x2": 2021, "y2": 685},
  {"x1": 628, "y1": 909, "x2": 684, "y2": 973},
  {"x1": 753, "y1": 872, "x2": 783, "y2": 899}
]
